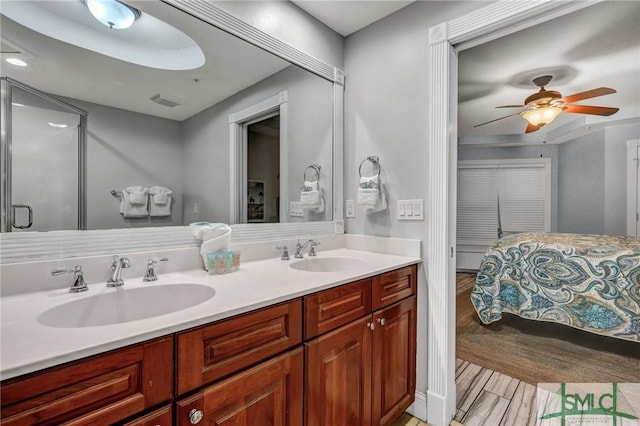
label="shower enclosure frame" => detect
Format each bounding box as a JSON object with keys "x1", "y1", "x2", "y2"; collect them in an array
[{"x1": 1, "y1": 76, "x2": 88, "y2": 232}]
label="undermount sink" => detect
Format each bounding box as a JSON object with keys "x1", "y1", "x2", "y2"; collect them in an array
[
  {"x1": 289, "y1": 257, "x2": 369, "y2": 272},
  {"x1": 38, "y1": 284, "x2": 215, "y2": 328}
]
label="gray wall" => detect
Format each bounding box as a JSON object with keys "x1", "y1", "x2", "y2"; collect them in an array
[
  {"x1": 342, "y1": 0, "x2": 490, "y2": 400},
  {"x1": 181, "y1": 65, "x2": 333, "y2": 224},
  {"x1": 67, "y1": 98, "x2": 184, "y2": 230},
  {"x1": 605, "y1": 123, "x2": 640, "y2": 235},
  {"x1": 213, "y1": 0, "x2": 344, "y2": 69}
]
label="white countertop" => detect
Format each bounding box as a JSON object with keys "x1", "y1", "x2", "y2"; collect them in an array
[{"x1": 1, "y1": 248, "x2": 420, "y2": 381}]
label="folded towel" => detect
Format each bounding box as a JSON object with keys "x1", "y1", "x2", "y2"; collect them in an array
[
  {"x1": 358, "y1": 176, "x2": 387, "y2": 213},
  {"x1": 121, "y1": 187, "x2": 149, "y2": 218},
  {"x1": 302, "y1": 180, "x2": 318, "y2": 192},
  {"x1": 300, "y1": 190, "x2": 321, "y2": 207},
  {"x1": 126, "y1": 186, "x2": 148, "y2": 205},
  {"x1": 359, "y1": 175, "x2": 379, "y2": 190},
  {"x1": 192, "y1": 223, "x2": 232, "y2": 271},
  {"x1": 149, "y1": 186, "x2": 173, "y2": 217}
]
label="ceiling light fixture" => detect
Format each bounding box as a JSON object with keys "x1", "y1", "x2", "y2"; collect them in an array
[
  {"x1": 521, "y1": 106, "x2": 563, "y2": 127},
  {"x1": 6, "y1": 58, "x2": 28, "y2": 67},
  {"x1": 85, "y1": 0, "x2": 141, "y2": 30},
  {"x1": 48, "y1": 122, "x2": 69, "y2": 128}
]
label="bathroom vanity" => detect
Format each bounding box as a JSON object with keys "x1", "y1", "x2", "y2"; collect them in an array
[{"x1": 0, "y1": 249, "x2": 419, "y2": 425}]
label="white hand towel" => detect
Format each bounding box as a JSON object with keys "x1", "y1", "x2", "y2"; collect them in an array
[
  {"x1": 302, "y1": 180, "x2": 319, "y2": 192},
  {"x1": 300, "y1": 190, "x2": 321, "y2": 207},
  {"x1": 309, "y1": 192, "x2": 325, "y2": 214},
  {"x1": 359, "y1": 175, "x2": 379, "y2": 190},
  {"x1": 126, "y1": 186, "x2": 148, "y2": 205},
  {"x1": 149, "y1": 186, "x2": 173, "y2": 217},
  {"x1": 358, "y1": 188, "x2": 380, "y2": 208},
  {"x1": 121, "y1": 187, "x2": 149, "y2": 218}
]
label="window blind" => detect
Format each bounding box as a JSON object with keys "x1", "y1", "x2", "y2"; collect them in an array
[{"x1": 457, "y1": 160, "x2": 549, "y2": 245}]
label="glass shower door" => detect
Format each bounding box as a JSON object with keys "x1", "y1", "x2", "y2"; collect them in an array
[{"x1": 1, "y1": 77, "x2": 87, "y2": 232}]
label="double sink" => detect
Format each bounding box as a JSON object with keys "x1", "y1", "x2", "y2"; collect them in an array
[{"x1": 37, "y1": 256, "x2": 369, "y2": 328}]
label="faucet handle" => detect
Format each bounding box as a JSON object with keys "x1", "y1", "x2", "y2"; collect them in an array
[
  {"x1": 52, "y1": 265, "x2": 88, "y2": 293},
  {"x1": 143, "y1": 257, "x2": 168, "y2": 282},
  {"x1": 276, "y1": 245, "x2": 290, "y2": 261}
]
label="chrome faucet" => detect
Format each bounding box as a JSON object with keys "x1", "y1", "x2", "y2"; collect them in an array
[
  {"x1": 294, "y1": 239, "x2": 320, "y2": 258},
  {"x1": 107, "y1": 255, "x2": 131, "y2": 287},
  {"x1": 52, "y1": 265, "x2": 88, "y2": 293},
  {"x1": 143, "y1": 257, "x2": 169, "y2": 282}
]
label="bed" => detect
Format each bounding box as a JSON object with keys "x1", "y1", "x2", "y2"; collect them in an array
[{"x1": 471, "y1": 232, "x2": 640, "y2": 342}]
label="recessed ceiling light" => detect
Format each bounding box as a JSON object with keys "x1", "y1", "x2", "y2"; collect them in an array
[
  {"x1": 85, "y1": 0, "x2": 141, "y2": 30},
  {"x1": 6, "y1": 58, "x2": 28, "y2": 67},
  {"x1": 48, "y1": 122, "x2": 69, "y2": 128}
]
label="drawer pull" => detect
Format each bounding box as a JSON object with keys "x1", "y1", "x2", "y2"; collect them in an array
[
  {"x1": 366, "y1": 322, "x2": 375, "y2": 330},
  {"x1": 189, "y1": 409, "x2": 204, "y2": 424},
  {"x1": 377, "y1": 318, "x2": 386, "y2": 326}
]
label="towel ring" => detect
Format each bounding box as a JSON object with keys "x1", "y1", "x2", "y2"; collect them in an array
[
  {"x1": 304, "y1": 163, "x2": 321, "y2": 182},
  {"x1": 359, "y1": 156, "x2": 381, "y2": 178},
  {"x1": 110, "y1": 190, "x2": 122, "y2": 197}
]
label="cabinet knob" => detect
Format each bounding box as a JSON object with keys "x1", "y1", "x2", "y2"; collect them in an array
[
  {"x1": 189, "y1": 409, "x2": 204, "y2": 424},
  {"x1": 366, "y1": 322, "x2": 375, "y2": 330},
  {"x1": 377, "y1": 318, "x2": 386, "y2": 326}
]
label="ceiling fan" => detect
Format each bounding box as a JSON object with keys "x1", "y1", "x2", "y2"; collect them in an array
[{"x1": 474, "y1": 75, "x2": 619, "y2": 133}]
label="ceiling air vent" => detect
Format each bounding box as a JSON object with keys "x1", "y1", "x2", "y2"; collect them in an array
[{"x1": 150, "y1": 93, "x2": 182, "y2": 108}]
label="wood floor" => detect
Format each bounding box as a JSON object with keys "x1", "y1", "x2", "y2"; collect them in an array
[{"x1": 456, "y1": 272, "x2": 640, "y2": 384}]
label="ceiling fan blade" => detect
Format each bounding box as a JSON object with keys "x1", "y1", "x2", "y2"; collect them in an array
[
  {"x1": 473, "y1": 113, "x2": 521, "y2": 127},
  {"x1": 525, "y1": 123, "x2": 541, "y2": 134},
  {"x1": 559, "y1": 87, "x2": 616, "y2": 104},
  {"x1": 495, "y1": 105, "x2": 526, "y2": 108},
  {"x1": 563, "y1": 104, "x2": 619, "y2": 116}
]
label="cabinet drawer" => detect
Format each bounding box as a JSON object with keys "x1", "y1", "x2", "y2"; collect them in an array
[
  {"x1": 176, "y1": 347, "x2": 303, "y2": 426},
  {"x1": 372, "y1": 265, "x2": 416, "y2": 310},
  {"x1": 0, "y1": 337, "x2": 173, "y2": 426},
  {"x1": 304, "y1": 278, "x2": 372, "y2": 339},
  {"x1": 177, "y1": 298, "x2": 302, "y2": 395},
  {"x1": 122, "y1": 404, "x2": 172, "y2": 426}
]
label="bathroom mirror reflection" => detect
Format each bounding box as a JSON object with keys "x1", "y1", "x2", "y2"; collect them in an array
[{"x1": 0, "y1": 0, "x2": 334, "y2": 232}]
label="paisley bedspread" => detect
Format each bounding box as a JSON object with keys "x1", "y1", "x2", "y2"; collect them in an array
[{"x1": 471, "y1": 232, "x2": 640, "y2": 342}]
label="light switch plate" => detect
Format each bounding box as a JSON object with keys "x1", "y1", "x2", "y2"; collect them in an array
[
  {"x1": 290, "y1": 201, "x2": 304, "y2": 217},
  {"x1": 397, "y1": 199, "x2": 424, "y2": 220},
  {"x1": 345, "y1": 199, "x2": 355, "y2": 218}
]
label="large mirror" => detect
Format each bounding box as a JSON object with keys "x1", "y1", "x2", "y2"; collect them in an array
[{"x1": 1, "y1": 0, "x2": 335, "y2": 232}]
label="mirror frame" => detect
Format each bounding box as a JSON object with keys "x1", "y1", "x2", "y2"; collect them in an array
[{"x1": 0, "y1": 0, "x2": 344, "y2": 263}]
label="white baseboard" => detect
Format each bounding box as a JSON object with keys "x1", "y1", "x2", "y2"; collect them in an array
[
  {"x1": 406, "y1": 390, "x2": 427, "y2": 421},
  {"x1": 427, "y1": 390, "x2": 454, "y2": 426}
]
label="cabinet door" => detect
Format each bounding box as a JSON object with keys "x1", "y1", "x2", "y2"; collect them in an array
[
  {"x1": 176, "y1": 348, "x2": 303, "y2": 426},
  {"x1": 122, "y1": 404, "x2": 172, "y2": 426},
  {"x1": 177, "y1": 299, "x2": 302, "y2": 395},
  {"x1": 305, "y1": 316, "x2": 373, "y2": 426},
  {"x1": 372, "y1": 297, "x2": 417, "y2": 426},
  {"x1": 0, "y1": 337, "x2": 172, "y2": 426}
]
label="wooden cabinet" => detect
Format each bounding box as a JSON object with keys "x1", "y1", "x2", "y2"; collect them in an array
[
  {"x1": 0, "y1": 337, "x2": 172, "y2": 426},
  {"x1": 176, "y1": 348, "x2": 303, "y2": 426},
  {"x1": 372, "y1": 297, "x2": 417, "y2": 426},
  {"x1": 122, "y1": 405, "x2": 172, "y2": 426},
  {"x1": 176, "y1": 299, "x2": 302, "y2": 395},
  {"x1": 1, "y1": 264, "x2": 417, "y2": 426},
  {"x1": 305, "y1": 265, "x2": 417, "y2": 426}
]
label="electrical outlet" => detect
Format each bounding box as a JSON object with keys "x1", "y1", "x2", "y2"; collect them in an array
[
  {"x1": 290, "y1": 201, "x2": 304, "y2": 217},
  {"x1": 397, "y1": 199, "x2": 424, "y2": 220},
  {"x1": 345, "y1": 199, "x2": 355, "y2": 218}
]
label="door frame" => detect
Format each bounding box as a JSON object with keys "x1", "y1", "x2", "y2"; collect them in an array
[
  {"x1": 424, "y1": 2, "x2": 603, "y2": 424},
  {"x1": 229, "y1": 90, "x2": 288, "y2": 224},
  {"x1": 0, "y1": 76, "x2": 87, "y2": 232}
]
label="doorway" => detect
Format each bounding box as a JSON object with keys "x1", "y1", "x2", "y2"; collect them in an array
[
  {"x1": 1, "y1": 77, "x2": 87, "y2": 232},
  {"x1": 627, "y1": 139, "x2": 640, "y2": 236},
  {"x1": 246, "y1": 114, "x2": 280, "y2": 223}
]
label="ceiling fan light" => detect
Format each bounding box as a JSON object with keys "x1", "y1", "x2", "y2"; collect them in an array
[
  {"x1": 85, "y1": 0, "x2": 141, "y2": 30},
  {"x1": 521, "y1": 106, "x2": 562, "y2": 127}
]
